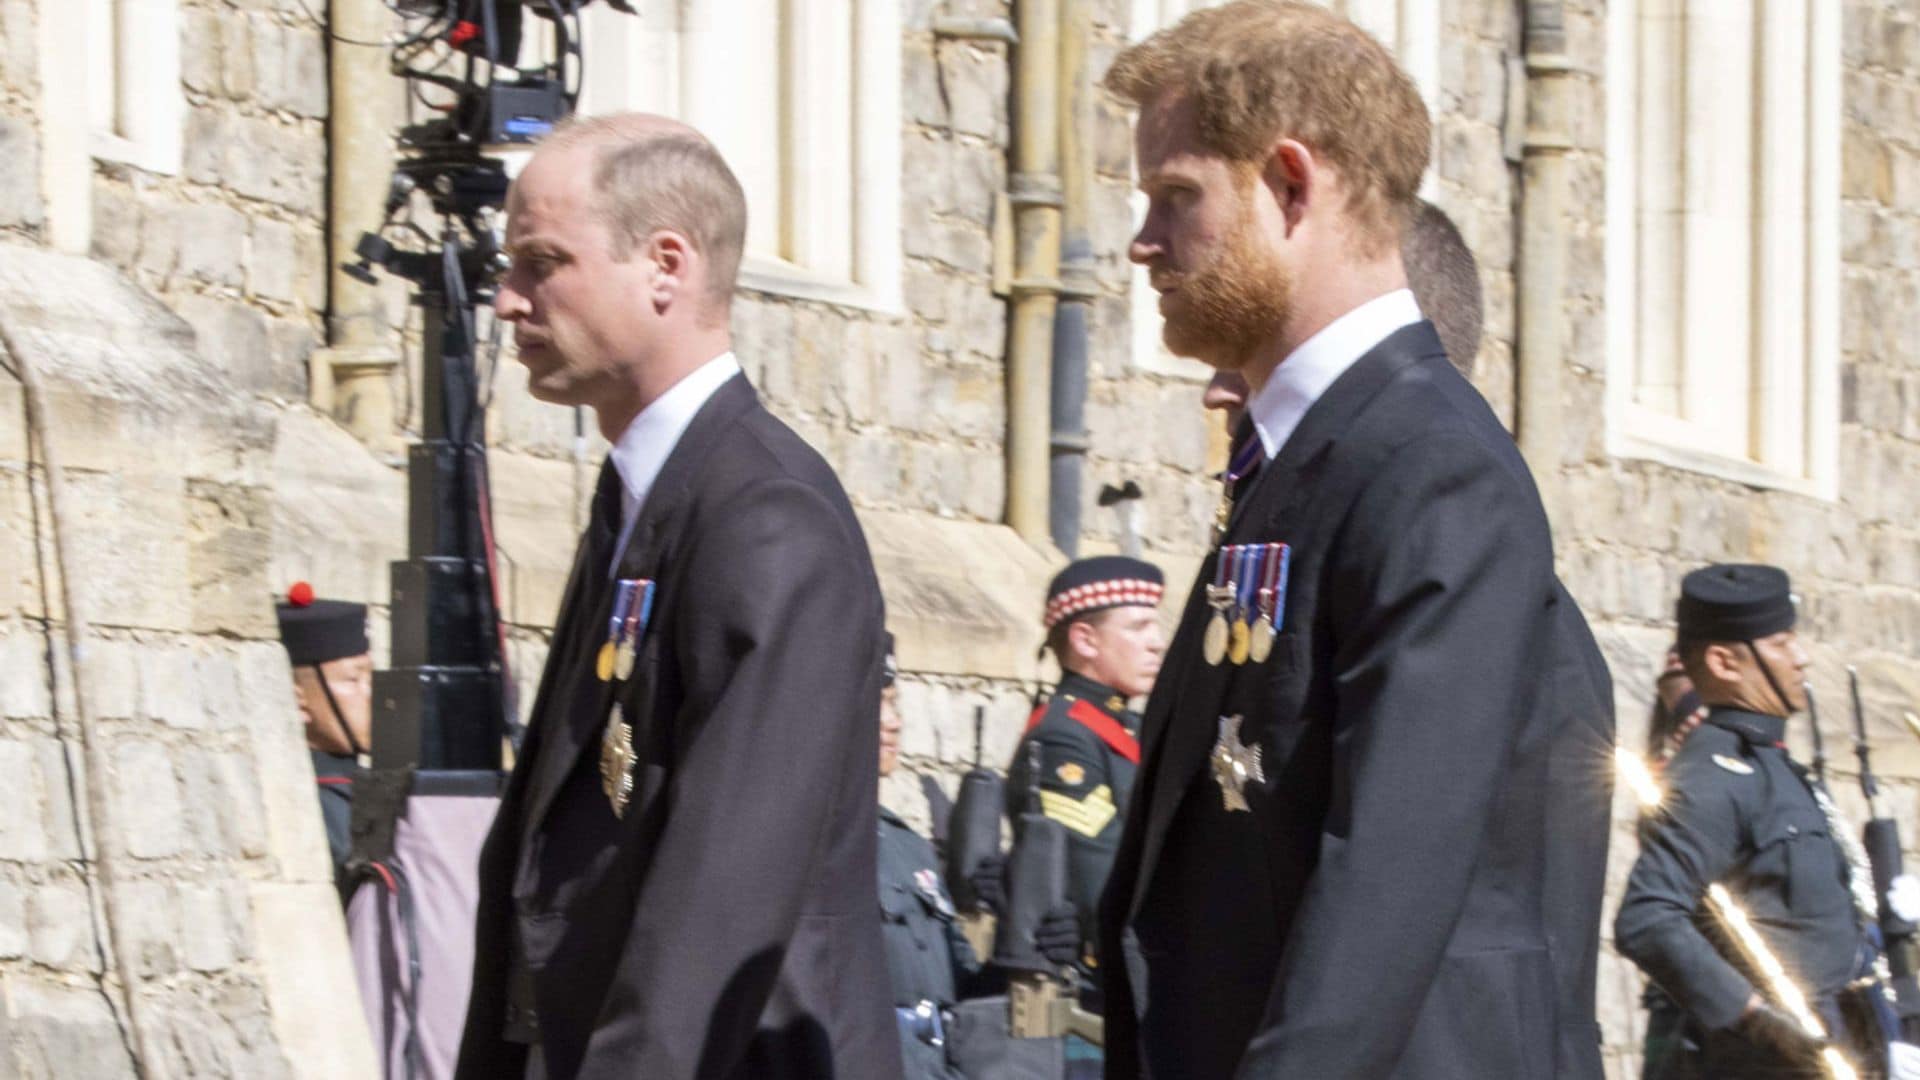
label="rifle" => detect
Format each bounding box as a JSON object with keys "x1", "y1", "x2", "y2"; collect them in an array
[
  {"x1": 995, "y1": 741, "x2": 1103, "y2": 1046},
  {"x1": 1849, "y1": 666, "x2": 1920, "y2": 1032},
  {"x1": 947, "y1": 706, "x2": 1004, "y2": 958}
]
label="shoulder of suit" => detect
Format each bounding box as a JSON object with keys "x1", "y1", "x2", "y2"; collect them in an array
[{"x1": 1027, "y1": 698, "x2": 1106, "y2": 748}]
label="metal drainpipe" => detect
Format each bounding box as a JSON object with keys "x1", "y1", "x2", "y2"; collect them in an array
[
  {"x1": 1006, "y1": 0, "x2": 1063, "y2": 545},
  {"x1": 323, "y1": 0, "x2": 399, "y2": 449},
  {"x1": 1049, "y1": 0, "x2": 1094, "y2": 557},
  {"x1": 1516, "y1": 0, "x2": 1572, "y2": 518}
]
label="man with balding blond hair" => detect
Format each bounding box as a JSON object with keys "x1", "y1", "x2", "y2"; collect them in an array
[
  {"x1": 456, "y1": 113, "x2": 899, "y2": 1080},
  {"x1": 1096, "y1": 4, "x2": 1609, "y2": 1077}
]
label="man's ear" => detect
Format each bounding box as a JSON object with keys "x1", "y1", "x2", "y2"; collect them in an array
[
  {"x1": 1261, "y1": 138, "x2": 1316, "y2": 235},
  {"x1": 647, "y1": 230, "x2": 694, "y2": 312},
  {"x1": 1066, "y1": 618, "x2": 1101, "y2": 664},
  {"x1": 1701, "y1": 642, "x2": 1745, "y2": 685}
]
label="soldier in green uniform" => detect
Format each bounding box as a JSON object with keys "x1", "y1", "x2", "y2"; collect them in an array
[
  {"x1": 1617, "y1": 563, "x2": 1894, "y2": 1078},
  {"x1": 1005, "y1": 558, "x2": 1165, "y2": 951},
  {"x1": 876, "y1": 635, "x2": 1080, "y2": 1078},
  {"x1": 274, "y1": 582, "x2": 373, "y2": 903}
]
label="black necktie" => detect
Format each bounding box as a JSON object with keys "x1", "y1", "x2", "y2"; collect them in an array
[{"x1": 586, "y1": 459, "x2": 622, "y2": 583}]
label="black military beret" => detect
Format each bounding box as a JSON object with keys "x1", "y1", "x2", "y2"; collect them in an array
[
  {"x1": 881, "y1": 631, "x2": 898, "y2": 689},
  {"x1": 1676, "y1": 563, "x2": 1796, "y2": 644},
  {"x1": 275, "y1": 582, "x2": 369, "y2": 666},
  {"x1": 1044, "y1": 556, "x2": 1165, "y2": 629}
]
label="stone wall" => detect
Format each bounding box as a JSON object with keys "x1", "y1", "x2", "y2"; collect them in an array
[{"x1": 0, "y1": 244, "x2": 374, "y2": 1078}]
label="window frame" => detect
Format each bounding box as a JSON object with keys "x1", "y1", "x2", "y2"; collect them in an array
[{"x1": 1603, "y1": 0, "x2": 1842, "y2": 499}]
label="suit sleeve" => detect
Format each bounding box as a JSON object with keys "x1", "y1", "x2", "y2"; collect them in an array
[
  {"x1": 575, "y1": 476, "x2": 883, "y2": 1078},
  {"x1": 1613, "y1": 754, "x2": 1757, "y2": 1030},
  {"x1": 1234, "y1": 434, "x2": 1556, "y2": 1078}
]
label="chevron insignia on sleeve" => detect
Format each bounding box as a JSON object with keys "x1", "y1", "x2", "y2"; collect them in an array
[{"x1": 1039, "y1": 784, "x2": 1118, "y2": 838}]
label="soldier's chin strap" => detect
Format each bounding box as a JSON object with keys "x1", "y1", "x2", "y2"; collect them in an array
[
  {"x1": 313, "y1": 665, "x2": 369, "y2": 760},
  {"x1": 1747, "y1": 641, "x2": 1819, "y2": 779}
]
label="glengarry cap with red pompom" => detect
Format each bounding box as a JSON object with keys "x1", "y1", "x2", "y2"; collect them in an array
[
  {"x1": 1043, "y1": 556, "x2": 1165, "y2": 629},
  {"x1": 275, "y1": 582, "x2": 369, "y2": 666}
]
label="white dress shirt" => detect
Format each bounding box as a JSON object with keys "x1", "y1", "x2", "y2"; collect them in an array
[
  {"x1": 607, "y1": 350, "x2": 742, "y2": 569},
  {"x1": 1245, "y1": 288, "x2": 1424, "y2": 460}
]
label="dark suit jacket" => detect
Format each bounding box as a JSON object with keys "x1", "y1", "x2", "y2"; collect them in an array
[
  {"x1": 456, "y1": 374, "x2": 902, "y2": 1080},
  {"x1": 1097, "y1": 322, "x2": 1611, "y2": 1079}
]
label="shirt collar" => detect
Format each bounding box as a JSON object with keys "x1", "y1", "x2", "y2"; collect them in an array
[
  {"x1": 608, "y1": 350, "x2": 742, "y2": 524},
  {"x1": 1704, "y1": 705, "x2": 1790, "y2": 748},
  {"x1": 1245, "y1": 288, "x2": 1423, "y2": 460}
]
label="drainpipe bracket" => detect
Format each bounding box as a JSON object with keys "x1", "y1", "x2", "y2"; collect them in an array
[
  {"x1": 1009, "y1": 278, "x2": 1064, "y2": 298},
  {"x1": 933, "y1": 16, "x2": 1019, "y2": 44},
  {"x1": 1524, "y1": 53, "x2": 1574, "y2": 76},
  {"x1": 1050, "y1": 431, "x2": 1091, "y2": 454},
  {"x1": 1009, "y1": 174, "x2": 1065, "y2": 208},
  {"x1": 1058, "y1": 263, "x2": 1099, "y2": 300}
]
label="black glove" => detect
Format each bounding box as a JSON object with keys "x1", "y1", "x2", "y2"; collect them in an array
[
  {"x1": 965, "y1": 852, "x2": 1007, "y2": 915},
  {"x1": 1734, "y1": 1000, "x2": 1831, "y2": 1068},
  {"x1": 1033, "y1": 903, "x2": 1084, "y2": 968}
]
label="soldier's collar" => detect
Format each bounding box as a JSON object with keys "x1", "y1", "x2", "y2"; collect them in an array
[
  {"x1": 878, "y1": 804, "x2": 909, "y2": 828},
  {"x1": 1056, "y1": 670, "x2": 1127, "y2": 714},
  {"x1": 1704, "y1": 706, "x2": 1788, "y2": 749}
]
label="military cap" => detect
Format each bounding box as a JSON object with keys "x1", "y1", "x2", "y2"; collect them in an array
[
  {"x1": 275, "y1": 581, "x2": 369, "y2": 666},
  {"x1": 1044, "y1": 556, "x2": 1164, "y2": 629},
  {"x1": 1676, "y1": 563, "x2": 1796, "y2": 644}
]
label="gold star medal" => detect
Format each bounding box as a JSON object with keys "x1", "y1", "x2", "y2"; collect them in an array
[
  {"x1": 599, "y1": 703, "x2": 636, "y2": 818},
  {"x1": 1210, "y1": 714, "x2": 1265, "y2": 813}
]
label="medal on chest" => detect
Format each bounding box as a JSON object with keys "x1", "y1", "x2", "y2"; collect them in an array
[
  {"x1": 600, "y1": 703, "x2": 636, "y2": 818},
  {"x1": 1203, "y1": 545, "x2": 1238, "y2": 666},
  {"x1": 1210, "y1": 713, "x2": 1266, "y2": 813},
  {"x1": 1249, "y1": 543, "x2": 1290, "y2": 664},
  {"x1": 598, "y1": 579, "x2": 656, "y2": 683},
  {"x1": 1227, "y1": 543, "x2": 1264, "y2": 665},
  {"x1": 1209, "y1": 435, "x2": 1266, "y2": 548}
]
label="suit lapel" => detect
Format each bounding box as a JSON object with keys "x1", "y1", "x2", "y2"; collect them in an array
[
  {"x1": 518, "y1": 374, "x2": 761, "y2": 843},
  {"x1": 1125, "y1": 321, "x2": 1444, "y2": 921}
]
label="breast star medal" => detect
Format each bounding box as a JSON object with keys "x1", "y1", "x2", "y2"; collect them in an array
[
  {"x1": 1210, "y1": 714, "x2": 1265, "y2": 813},
  {"x1": 599, "y1": 704, "x2": 636, "y2": 818}
]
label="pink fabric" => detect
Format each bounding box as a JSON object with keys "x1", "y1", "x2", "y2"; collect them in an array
[{"x1": 347, "y1": 793, "x2": 500, "y2": 1079}]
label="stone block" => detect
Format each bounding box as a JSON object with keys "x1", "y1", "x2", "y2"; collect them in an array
[
  {"x1": 903, "y1": 38, "x2": 946, "y2": 128},
  {"x1": 112, "y1": 739, "x2": 185, "y2": 858},
  {"x1": 135, "y1": 640, "x2": 201, "y2": 727},
  {"x1": 33, "y1": 737, "x2": 81, "y2": 860},
  {"x1": 184, "y1": 106, "x2": 232, "y2": 185},
  {"x1": 0, "y1": 977, "x2": 136, "y2": 1078},
  {"x1": 26, "y1": 879, "x2": 93, "y2": 970},
  {"x1": 938, "y1": 42, "x2": 1008, "y2": 143},
  {"x1": 175, "y1": 294, "x2": 275, "y2": 393},
  {"x1": 181, "y1": 8, "x2": 223, "y2": 95},
  {"x1": 285, "y1": 28, "x2": 328, "y2": 119},
  {"x1": 0, "y1": 115, "x2": 43, "y2": 229},
  {"x1": 291, "y1": 224, "x2": 328, "y2": 312},
  {"x1": 0, "y1": 738, "x2": 44, "y2": 860},
  {"x1": 0, "y1": 633, "x2": 52, "y2": 718},
  {"x1": 178, "y1": 882, "x2": 241, "y2": 972},
  {"x1": 221, "y1": 12, "x2": 257, "y2": 99},
  {"x1": 249, "y1": 217, "x2": 297, "y2": 303},
  {"x1": 249, "y1": 881, "x2": 377, "y2": 1077},
  {"x1": 88, "y1": 183, "x2": 141, "y2": 270},
  {"x1": 121, "y1": 879, "x2": 179, "y2": 977},
  {"x1": 0, "y1": 878, "x2": 23, "y2": 957},
  {"x1": 0, "y1": 0, "x2": 34, "y2": 88}
]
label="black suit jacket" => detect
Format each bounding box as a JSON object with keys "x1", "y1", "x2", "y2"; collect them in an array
[
  {"x1": 457, "y1": 374, "x2": 902, "y2": 1080},
  {"x1": 1098, "y1": 322, "x2": 1612, "y2": 1079}
]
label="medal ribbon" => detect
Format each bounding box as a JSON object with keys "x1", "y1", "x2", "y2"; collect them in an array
[
  {"x1": 1257, "y1": 542, "x2": 1283, "y2": 625},
  {"x1": 1270, "y1": 544, "x2": 1292, "y2": 632},
  {"x1": 635, "y1": 580, "x2": 657, "y2": 638},
  {"x1": 606, "y1": 580, "x2": 638, "y2": 647},
  {"x1": 1235, "y1": 543, "x2": 1263, "y2": 618},
  {"x1": 1213, "y1": 543, "x2": 1238, "y2": 594}
]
